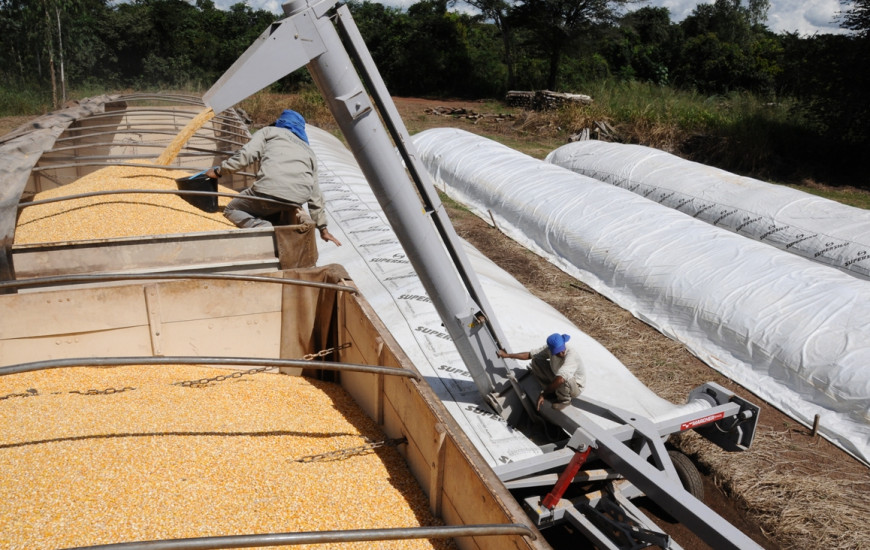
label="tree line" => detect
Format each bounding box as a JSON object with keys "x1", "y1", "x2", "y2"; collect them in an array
[{"x1": 1, "y1": 0, "x2": 868, "y2": 148}]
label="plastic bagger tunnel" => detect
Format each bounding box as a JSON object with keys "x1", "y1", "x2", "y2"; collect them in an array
[
  {"x1": 413, "y1": 127, "x2": 870, "y2": 466},
  {"x1": 546, "y1": 140, "x2": 870, "y2": 280},
  {"x1": 306, "y1": 126, "x2": 710, "y2": 467}
]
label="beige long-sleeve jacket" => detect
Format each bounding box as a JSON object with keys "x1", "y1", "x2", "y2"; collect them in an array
[{"x1": 220, "y1": 126, "x2": 327, "y2": 227}]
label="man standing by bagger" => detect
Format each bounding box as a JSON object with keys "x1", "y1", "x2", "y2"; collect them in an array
[
  {"x1": 206, "y1": 109, "x2": 341, "y2": 246},
  {"x1": 498, "y1": 333, "x2": 586, "y2": 411}
]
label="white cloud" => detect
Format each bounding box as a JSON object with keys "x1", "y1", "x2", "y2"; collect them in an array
[
  {"x1": 657, "y1": 0, "x2": 702, "y2": 21},
  {"x1": 213, "y1": 0, "x2": 850, "y2": 35},
  {"x1": 218, "y1": 0, "x2": 283, "y2": 13},
  {"x1": 767, "y1": 0, "x2": 846, "y2": 35},
  {"x1": 633, "y1": 0, "x2": 848, "y2": 35},
  {"x1": 261, "y1": 0, "x2": 284, "y2": 12}
]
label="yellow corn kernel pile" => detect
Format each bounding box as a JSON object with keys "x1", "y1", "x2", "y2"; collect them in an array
[
  {"x1": 14, "y1": 165, "x2": 236, "y2": 244},
  {"x1": 16, "y1": 106, "x2": 230, "y2": 244},
  {"x1": 0, "y1": 365, "x2": 453, "y2": 550},
  {"x1": 155, "y1": 108, "x2": 216, "y2": 166}
]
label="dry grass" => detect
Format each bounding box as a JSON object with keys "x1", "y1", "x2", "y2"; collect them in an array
[
  {"x1": 0, "y1": 115, "x2": 35, "y2": 137},
  {"x1": 239, "y1": 90, "x2": 334, "y2": 132},
  {"x1": 677, "y1": 429, "x2": 870, "y2": 549}
]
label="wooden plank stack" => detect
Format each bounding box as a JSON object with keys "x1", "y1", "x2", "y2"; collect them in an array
[{"x1": 505, "y1": 90, "x2": 593, "y2": 110}]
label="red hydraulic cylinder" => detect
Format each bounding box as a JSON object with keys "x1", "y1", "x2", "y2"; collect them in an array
[{"x1": 541, "y1": 446, "x2": 592, "y2": 510}]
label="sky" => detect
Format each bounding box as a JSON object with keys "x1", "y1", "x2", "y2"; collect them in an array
[{"x1": 215, "y1": 0, "x2": 850, "y2": 36}]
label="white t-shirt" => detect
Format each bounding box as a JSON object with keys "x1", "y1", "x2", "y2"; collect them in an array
[{"x1": 531, "y1": 344, "x2": 586, "y2": 389}]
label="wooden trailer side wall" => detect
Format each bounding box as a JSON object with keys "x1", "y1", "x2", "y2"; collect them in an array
[
  {"x1": 337, "y1": 292, "x2": 544, "y2": 550},
  {"x1": 0, "y1": 278, "x2": 282, "y2": 366}
]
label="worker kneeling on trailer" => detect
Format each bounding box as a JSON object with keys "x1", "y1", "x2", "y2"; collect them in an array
[
  {"x1": 206, "y1": 109, "x2": 341, "y2": 246},
  {"x1": 498, "y1": 333, "x2": 586, "y2": 411}
]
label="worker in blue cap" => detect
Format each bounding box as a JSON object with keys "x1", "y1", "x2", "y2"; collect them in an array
[
  {"x1": 498, "y1": 333, "x2": 586, "y2": 411},
  {"x1": 206, "y1": 109, "x2": 341, "y2": 246}
]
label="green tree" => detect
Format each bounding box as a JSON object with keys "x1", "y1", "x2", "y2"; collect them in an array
[
  {"x1": 607, "y1": 7, "x2": 681, "y2": 84},
  {"x1": 674, "y1": 0, "x2": 780, "y2": 95},
  {"x1": 840, "y1": 0, "x2": 870, "y2": 36},
  {"x1": 512, "y1": 0, "x2": 631, "y2": 90},
  {"x1": 464, "y1": 16, "x2": 510, "y2": 95},
  {"x1": 348, "y1": 0, "x2": 411, "y2": 92},
  {"x1": 62, "y1": 0, "x2": 117, "y2": 86},
  {"x1": 836, "y1": 0, "x2": 870, "y2": 143},
  {"x1": 0, "y1": 0, "x2": 46, "y2": 85},
  {"x1": 0, "y1": 0, "x2": 282, "y2": 98},
  {"x1": 677, "y1": 32, "x2": 740, "y2": 92},
  {"x1": 781, "y1": 32, "x2": 869, "y2": 147},
  {"x1": 462, "y1": 0, "x2": 518, "y2": 88},
  {"x1": 746, "y1": 0, "x2": 770, "y2": 28},
  {"x1": 0, "y1": 0, "x2": 111, "y2": 105},
  {"x1": 681, "y1": 0, "x2": 753, "y2": 45},
  {"x1": 350, "y1": 0, "x2": 495, "y2": 97},
  {"x1": 401, "y1": 0, "x2": 475, "y2": 95}
]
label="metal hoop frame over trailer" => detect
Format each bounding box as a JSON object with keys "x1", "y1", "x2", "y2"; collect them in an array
[{"x1": 0, "y1": 93, "x2": 252, "y2": 287}]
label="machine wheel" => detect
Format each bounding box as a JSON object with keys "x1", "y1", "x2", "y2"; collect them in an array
[{"x1": 668, "y1": 450, "x2": 704, "y2": 501}]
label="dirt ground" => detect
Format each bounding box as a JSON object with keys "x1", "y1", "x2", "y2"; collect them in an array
[{"x1": 389, "y1": 97, "x2": 870, "y2": 550}]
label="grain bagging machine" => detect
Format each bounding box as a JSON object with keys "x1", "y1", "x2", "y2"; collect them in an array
[{"x1": 200, "y1": 1, "x2": 763, "y2": 547}]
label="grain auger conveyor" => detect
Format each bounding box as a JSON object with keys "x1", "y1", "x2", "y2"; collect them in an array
[{"x1": 201, "y1": 1, "x2": 763, "y2": 548}]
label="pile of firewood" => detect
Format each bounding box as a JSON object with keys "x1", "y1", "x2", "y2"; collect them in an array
[
  {"x1": 505, "y1": 90, "x2": 592, "y2": 110},
  {"x1": 569, "y1": 120, "x2": 619, "y2": 142}
]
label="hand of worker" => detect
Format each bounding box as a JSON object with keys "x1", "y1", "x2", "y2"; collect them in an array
[
  {"x1": 497, "y1": 349, "x2": 507, "y2": 358},
  {"x1": 320, "y1": 227, "x2": 342, "y2": 246},
  {"x1": 536, "y1": 392, "x2": 545, "y2": 412},
  {"x1": 205, "y1": 166, "x2": 221, "y2": 179}
]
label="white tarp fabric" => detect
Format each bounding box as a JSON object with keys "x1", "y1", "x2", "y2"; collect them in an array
[
  {"x1": 546, "y1": 140, "x2": 870, "y2": 280},
  {"x1": 1, "y1": 95, "x2": 117, "y2": 281},
  {"x1": 413, "y1": 127, "x2": 870, "y2": 465},
  {"x1": 307, "y1": 127, "x2": 705, "y2": 467}
]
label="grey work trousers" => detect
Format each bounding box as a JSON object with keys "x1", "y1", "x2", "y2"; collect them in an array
[{"x1": 224, "y1": 187, "x2": 301, "y2": 228}]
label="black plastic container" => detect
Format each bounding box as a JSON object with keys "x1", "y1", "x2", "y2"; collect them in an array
[{"x1": 175, "y1": 170, "x2": 219, "y2": 213}]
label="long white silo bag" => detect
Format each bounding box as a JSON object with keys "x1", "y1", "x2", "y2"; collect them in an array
[
  {"x1": 546, "y1": 140, "x2": 870, "y2": 280},
  {"x1": 414, "y1": 127, "x2": 870, "y2": 465}
]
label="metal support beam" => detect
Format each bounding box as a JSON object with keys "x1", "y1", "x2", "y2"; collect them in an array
[
  {"x1": 0, "y1": 271, "x2": 357, "y2": 293},
  {"x1": 60, "y1": 523, "x2": 535, "y2": 550},
  {"x1": 540, "y1": 410, "x2": 763, "y2": 549},
  {"x1": 0, "y1": 356, "x2": 418, "y2": 380}
]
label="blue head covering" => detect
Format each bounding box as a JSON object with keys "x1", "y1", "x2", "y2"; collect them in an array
[
  {"x1": 546, "y1": 333, "x2": 570, "y2": 354},
  {"x1": 274, "y1": 109, "x2": 309, "y2": 144}
]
